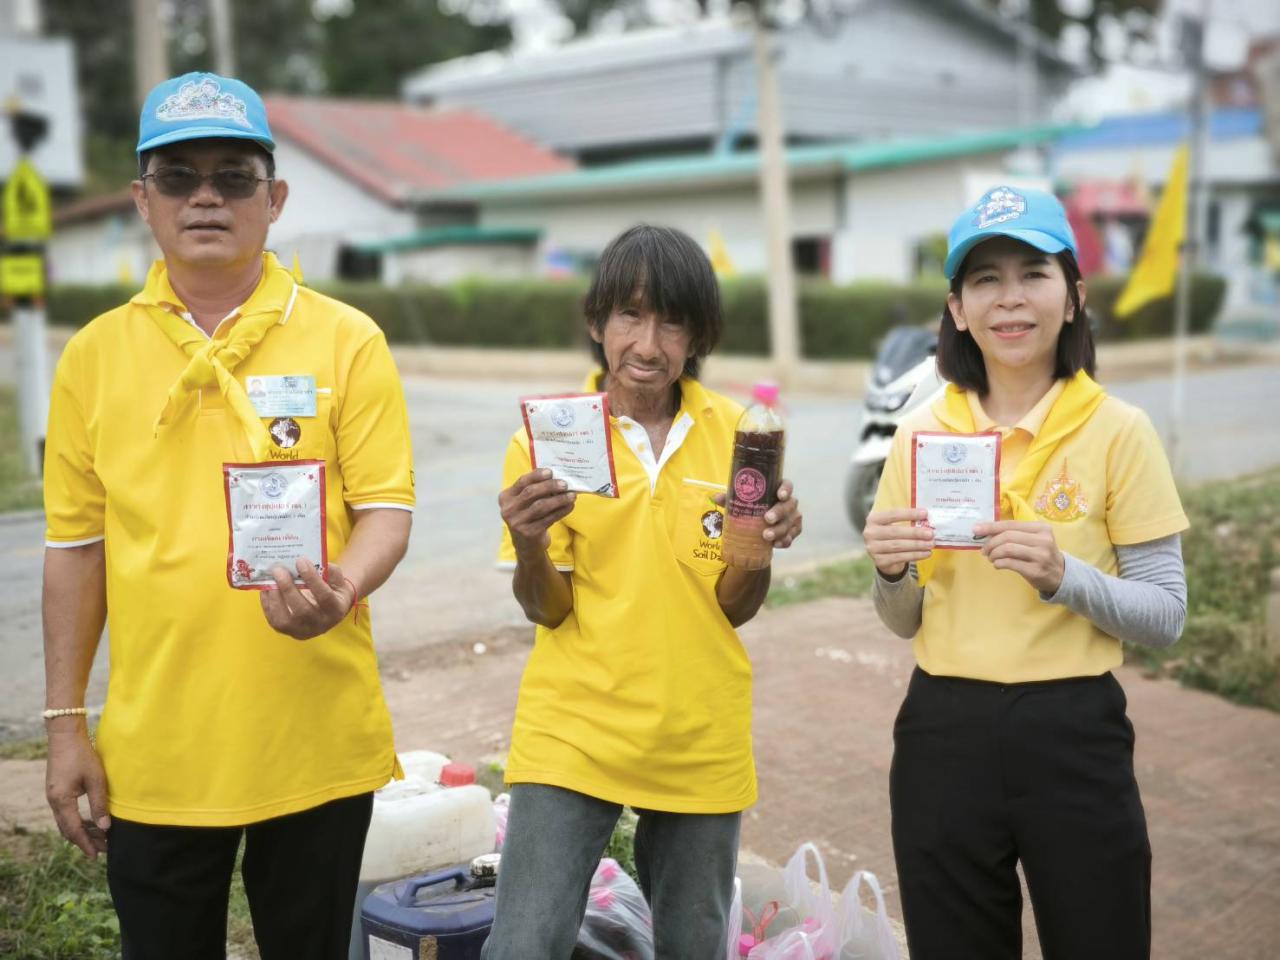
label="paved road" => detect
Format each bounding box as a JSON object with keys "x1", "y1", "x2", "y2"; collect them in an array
[{"x1": 2, "y1": 362, "x2": 1277, "y2": 739}]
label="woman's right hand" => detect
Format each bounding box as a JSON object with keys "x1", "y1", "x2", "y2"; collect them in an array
[{"x1": 863, "y1": 508, "x2": 934, "y2": 579}]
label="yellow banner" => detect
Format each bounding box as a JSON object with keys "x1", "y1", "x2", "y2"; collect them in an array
[
  {"x1": 3, "y1": 157, "x2": 52, "y2": 243},
  {"x1": 0, "y1": 252, "x2": 46, "y2": 298}
]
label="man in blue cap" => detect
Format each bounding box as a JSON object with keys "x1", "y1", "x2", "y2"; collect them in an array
[{"x1": 41, "y1": 72, "x2": 416, "y2": 959}]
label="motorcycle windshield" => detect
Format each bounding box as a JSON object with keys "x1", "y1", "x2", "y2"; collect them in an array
[{"x1": 873, "y1": 327, "x2": 937, "y2": 386}]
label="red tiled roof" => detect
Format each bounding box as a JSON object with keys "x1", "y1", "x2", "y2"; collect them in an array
[{"x1": 264, "y1": 96, "x2": 575, "y2": 206}]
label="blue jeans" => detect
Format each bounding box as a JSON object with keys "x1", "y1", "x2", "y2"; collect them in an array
[{"x1": 482, "y1": 783, "x2": 742, "y2": 960}]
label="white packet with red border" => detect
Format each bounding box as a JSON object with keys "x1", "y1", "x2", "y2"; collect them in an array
[{"x1": 521, "y1": 392, "x2": 619, "y2": 498}]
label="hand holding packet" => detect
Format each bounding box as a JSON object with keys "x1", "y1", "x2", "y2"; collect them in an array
[
  {"x1": 223, "y1": 460, "x2": 328, "y2": 588},
  {"x1": 911, "y1": 431, "x2": 1001, "y2": 548},
  {"x1": 521, "y1": 392, "x2": 620, "y2": 498}
]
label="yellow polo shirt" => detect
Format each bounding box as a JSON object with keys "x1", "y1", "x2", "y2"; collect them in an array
[
  {"x1": 873, "y1": 380, "x2": 1188, "y2": 682},
  {"x1": 44, "y1": 254, "x2": 415, "y2": 826},
  {"x1": 498, "y1": 375, "x2": 756, "y2": 813}
]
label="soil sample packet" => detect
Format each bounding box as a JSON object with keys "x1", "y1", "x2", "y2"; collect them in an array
[
  {"x1": 521, "y1": 392, "x2": 619, "y2": 498},
  {"x1": 224, "y1": 460, "x2": 328, "y2": 588},
  {"x1": 911, "y1": 431, "x2": 1001, "y2": 548}
]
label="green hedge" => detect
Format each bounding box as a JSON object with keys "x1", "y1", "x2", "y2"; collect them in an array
[{"x1": 33, "y1": 272, "x2": 1226, "y2": 360}]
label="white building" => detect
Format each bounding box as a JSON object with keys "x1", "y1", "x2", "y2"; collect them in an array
[
  {"x1": 47, "y1": 97, "x2": 573, "y2": 285},
  {"x1": 375, "y1": 125, "x2": 1060, "y2": 286}
]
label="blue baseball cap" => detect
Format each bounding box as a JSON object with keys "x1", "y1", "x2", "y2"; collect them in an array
[
  {"x1": 944, "y1": 186, "x2": 1076, "y2": 279},
  {"x1": 137, "y1": 72, "x2": 275, "y2": 154}
]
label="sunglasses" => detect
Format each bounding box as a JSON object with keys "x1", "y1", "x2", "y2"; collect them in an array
[{"x1": 142, "y1": 166, "x2": 272, "y2": 200}]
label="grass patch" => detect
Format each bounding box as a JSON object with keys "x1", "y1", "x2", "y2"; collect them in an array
[
  {"x1": 0, "y1": 827, "x2": 118, "y2": 960},
  {"x1": 766, "y1": 555, "x2": 877, "y2": 608},
  {"x1": 0, "y1": 824, "x2": 259, "y2": 959},
  {"x1": 0, "y1": 384, "x2": 44, "y2": 513},
  {"x1": 1128, "y1": 466, "x2": 1280, "y2": 710},
  {"x1": 0, "y1": 737, "x2": 49, "y2": 760}
]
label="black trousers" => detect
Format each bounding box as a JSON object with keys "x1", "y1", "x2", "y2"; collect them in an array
[
  {"x1": 890, "y1": 668, "x2": 1151, "y2": 960},
  {"x1": 105, "y1": 792, "x2": 374, "y2": 960}
]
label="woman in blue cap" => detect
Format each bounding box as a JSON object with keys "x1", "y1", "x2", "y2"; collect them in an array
[{"x1": 862, "y1": 186, "x2": 1189, "y2": 959}]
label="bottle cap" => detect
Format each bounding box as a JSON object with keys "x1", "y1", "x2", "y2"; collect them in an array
[
  {"x1": 752, "y1": 381, "x2": 780, "y2": 405},
  {"x1": 439, "y1": 762, "x2": 475, "y2": 787},
  {"x1": 470, "y1": 853, "x2": 501, "y2": 879},
  {"x1": 597, "y1": 859, "x2": 620, "y2": 881},
  {"x1": 592, "y1": 887, "x2": 615, "y2": 909},
  {"x1": 739, "y1": 933, "x2": 757, "y2": 956}
]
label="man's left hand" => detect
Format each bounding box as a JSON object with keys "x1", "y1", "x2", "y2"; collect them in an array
[
  {"x1": 972, "y1": 520, "x2": 1064, "y2": 595},
  {"x1": 716, "y1": 480, "x2": 803, "y2": 549},
  {"x1": 260, "y1": 559, "x2": 356, "y2": 640},
  {"x1": 763, "y1": 480, "x2": 802, "y2": 548}
]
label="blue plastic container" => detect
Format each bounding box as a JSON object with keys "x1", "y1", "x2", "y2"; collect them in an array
[{"x1": 361, "y1": 864, "x2": 496, "y2": 960}]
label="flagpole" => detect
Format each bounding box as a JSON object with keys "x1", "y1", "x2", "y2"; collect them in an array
[{"x1": 1169, "y1": 8, "x2": 1209, "y2": 477}]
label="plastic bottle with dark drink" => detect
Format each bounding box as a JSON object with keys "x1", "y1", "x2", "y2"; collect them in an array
[{"x1": 722, "y1": 382, "x2": 785, "y2": 570}]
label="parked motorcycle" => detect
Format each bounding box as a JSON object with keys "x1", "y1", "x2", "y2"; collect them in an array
[{"x1": 844, "y1": 325, "x2": 946, "y2": 532}]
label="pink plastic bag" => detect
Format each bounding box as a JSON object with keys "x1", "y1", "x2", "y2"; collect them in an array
[
  {"x1": 493, "y1": 792, "x2": 510, "y2": 850},
  {"x1": 573, "y1": 858, "x2": 654, "y2": 960}
]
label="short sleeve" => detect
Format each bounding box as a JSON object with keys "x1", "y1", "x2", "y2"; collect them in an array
[
  {"x1": 1105, "y1": 406, "x2": 1189, "y2": 545},
  {"x1": 336, "y1": 332, "x2": 415, "y2": 510},
  {"x1": 869, "y1": 421, "x2": 914, "y2": 516},
  {"x1": 497, "y1": 431, "x2": 574, "y2": 571},
  {"x1": 43, "y1": 341, "x2": 106, "y2": 546}
]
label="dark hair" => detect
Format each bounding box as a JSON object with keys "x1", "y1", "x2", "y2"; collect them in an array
[
  {"x1": 138, "y1": 143, "x2": 275, "y2": 179},
  {"x1": 937, "y1": 246, "x2": 1095, "y2": 395},
  {"x1": 584, "y1": 224, "x2": 723, "y2": 379}
]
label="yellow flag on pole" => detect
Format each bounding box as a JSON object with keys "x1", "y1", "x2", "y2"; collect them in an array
[
  {"x1": 708, "y1": 228, "x2": 736, "y2": 277},
  {"x1": 1114, "y1": 145, "x2": 1188, "y2": 318}
]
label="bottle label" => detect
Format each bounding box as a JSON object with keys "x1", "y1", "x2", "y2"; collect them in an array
[{"x1": 726, "y1": 435, "x2": 782, "y2": 522}]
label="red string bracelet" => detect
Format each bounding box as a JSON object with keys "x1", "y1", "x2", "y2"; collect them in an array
[{"x1": 341, "y1": 575, "x2": 368, "y2": 624}]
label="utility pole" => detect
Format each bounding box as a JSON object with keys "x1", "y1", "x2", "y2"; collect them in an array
[
  {"x1": 209, "y1": 0, "x2": 236, "y2": 76},
  {"x1": 132, "y1": 0, "x2": 169, "y2": 108},
  {"x1": 750, "y1": 9, "x2": 800, "y2": 390},
  {"x1": 1169, "y1": 10, "x2": 1210, "y2": 476}
]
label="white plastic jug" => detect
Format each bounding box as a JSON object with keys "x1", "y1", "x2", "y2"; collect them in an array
[{"x1": 347, "y1": 750, "x2": 497, "y2": 960}]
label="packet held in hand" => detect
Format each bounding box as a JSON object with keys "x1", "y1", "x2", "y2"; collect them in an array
[
  {"x1": 224, "y1": 460, "x2": 328, "y2": 589},
  {"x1": 521, "y1": 393, "x2": 619, "y2": 498},
  {"x1": 911, "y1": 431, "x2": 1001, "y2": 549}
]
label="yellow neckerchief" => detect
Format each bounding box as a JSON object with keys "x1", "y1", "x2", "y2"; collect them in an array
[
  {"x1": 135, "y1": 253, "x2": 300, "y2": 460},
  {"x1": 915, "y1": 370, "x2": 1106, "y2": 586}
]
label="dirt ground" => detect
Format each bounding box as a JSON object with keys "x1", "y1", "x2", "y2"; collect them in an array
[{"x1": 5, "y1": 597, "x2": 1279, "y2": 959}]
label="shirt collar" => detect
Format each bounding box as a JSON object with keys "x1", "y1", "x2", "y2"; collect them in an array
[
  {"x1": 967, "y1": 378, "x2": 1067, "y2": 438},
  {"x1": 132, "y1": 252, "x2": 298, "y2": 325}
]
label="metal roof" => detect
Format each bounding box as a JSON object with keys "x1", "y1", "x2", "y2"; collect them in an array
[
  {"x1": 1054, "y1": 107, "x2": 1263, "y2": 152},
  {"x1": 414, "y1": 123, "x2": 1079, "y2": 203},
  {"x1": 357, "y1": 225, "x2": 541, "y2": 253}
]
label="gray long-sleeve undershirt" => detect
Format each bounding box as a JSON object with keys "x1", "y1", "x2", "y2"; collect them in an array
[{"x1": 872, "y1": 534, "x2": 1187, "y2": 649}]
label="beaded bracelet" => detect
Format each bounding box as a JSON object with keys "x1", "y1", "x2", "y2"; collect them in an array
[{"x1": 42, "y1": 707, "x2": 88, "y2": 720}]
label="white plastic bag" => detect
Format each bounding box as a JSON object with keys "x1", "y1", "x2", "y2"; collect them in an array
[
  {"x1": 573, "y1": 858, "x2": 654, "y2": 960},
  {"x1": 834, "y1": 870, "x2": 900, "y2": 960},
  {"x1": 744, "y1": 843, "x2": 839, "y2": 960}
]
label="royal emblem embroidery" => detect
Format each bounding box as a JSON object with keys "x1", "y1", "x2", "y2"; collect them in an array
[
  {"x1": 156, "y1": 78, "x2": 251, "y2": 128},
  {"x1": 1035, "y1": 462, "x2": 1088, "y2": 521},
  {"x1": 974, "y1": 186, "x2": 1027, "y2": 229}
]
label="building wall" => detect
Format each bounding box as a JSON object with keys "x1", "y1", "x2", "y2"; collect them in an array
[
  {"x1": 478, "y1": 178, "x2": 841, "y2": 278},
  {"x1": 386, "y1": 244, "x2": 537, "y2": 284},
  {"x1": 269, "y1": 136, "x2": 416, "y2": 282},
  {"x1": 47, "y1": 212, "x2": 154, "y2": 287}
]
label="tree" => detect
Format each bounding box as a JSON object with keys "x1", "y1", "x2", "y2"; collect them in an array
[{"x1": 319, "y1": 0, "x2": 512, "y2": 98}]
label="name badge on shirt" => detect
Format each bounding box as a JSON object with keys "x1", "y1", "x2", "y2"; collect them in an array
[{"x1": 244, "y1": 375, "x2": 317, "y2": 418}]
